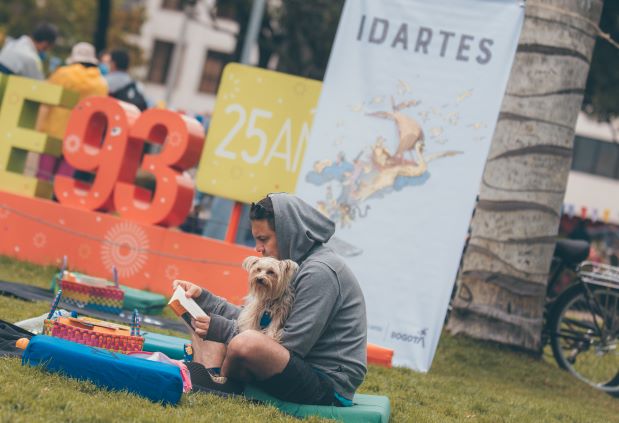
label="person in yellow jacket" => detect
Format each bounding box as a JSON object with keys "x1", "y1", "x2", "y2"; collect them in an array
[{"x1": 36, "y1": 42, "x2": 108, "y2": 181}]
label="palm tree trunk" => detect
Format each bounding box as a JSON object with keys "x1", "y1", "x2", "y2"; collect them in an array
[{"x1": 446, "y1": 0, "x2": 604, "y2": 351}]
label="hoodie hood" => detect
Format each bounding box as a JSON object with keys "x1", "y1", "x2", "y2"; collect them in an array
[{"x1": 270, "y1": 193, "x2": 335, "y2": 262}]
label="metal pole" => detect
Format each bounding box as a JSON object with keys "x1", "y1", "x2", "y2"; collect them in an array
[
  {"x1": 164, "y1": 2, "x2": 194, "y2": 106},
  {"x1": 227, "y1": 0, "x2": 267, "y2": 243},
  {"x1": 93, "y1": 0, "x2": 111, "y2": 54},
  {"x1": 225, "y1": 202, "x2": 243, "y2": 243},
  {"x1": 240, "y1": 0, "x2": 266, "y2": 64}
]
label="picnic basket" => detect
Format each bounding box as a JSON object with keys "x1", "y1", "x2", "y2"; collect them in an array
[{"x1": 43, "y1": 316, "x2": 144, "y2": 354}]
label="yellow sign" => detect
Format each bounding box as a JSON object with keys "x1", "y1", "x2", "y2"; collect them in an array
[
  {"x1": 0, "y1": 76, "x2": 78, "y2": 198},
  {"x1": 196, "y1": 63, "x2": 322, "y2": 203}
]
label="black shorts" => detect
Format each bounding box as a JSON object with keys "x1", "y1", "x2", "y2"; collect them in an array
[{"x1": 256, "y1": 353, "x2": 345, "y2": 406}]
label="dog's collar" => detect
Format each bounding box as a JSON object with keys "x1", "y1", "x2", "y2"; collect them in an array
[{"x1": 259, "y1": 310, "x2": 272, "y2": 329}]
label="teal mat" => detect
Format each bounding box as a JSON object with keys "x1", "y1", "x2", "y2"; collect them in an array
[
  {"x1": 244, "y1": 386, "x2": 390, "y2": 423},
  {"x1": 119, "y1": 286, "x2": 167, "y2": 315},
  {"x1": 141, "y1": 332, "x2": 391, "y2": 421},
  {"x1": 142, "y1": 331, "x2": 188, "y2": 360}
]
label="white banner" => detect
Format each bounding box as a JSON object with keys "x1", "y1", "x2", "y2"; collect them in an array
[{"x1": 296, "y1": 0, "x2": 524, "y2": 370}]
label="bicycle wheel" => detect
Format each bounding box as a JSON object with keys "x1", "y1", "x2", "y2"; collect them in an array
[{"x1": 548, "y1": 284, "x2": 619, "y2": 395}]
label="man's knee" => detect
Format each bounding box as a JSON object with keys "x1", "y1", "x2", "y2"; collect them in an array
[{"x1": 227, "y1": 330, "x2": 264, "y2": 362}]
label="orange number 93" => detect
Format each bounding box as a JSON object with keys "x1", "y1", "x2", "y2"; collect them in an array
[{"x1": 54, "y1": 96, "x2": 205, "y2": 227}]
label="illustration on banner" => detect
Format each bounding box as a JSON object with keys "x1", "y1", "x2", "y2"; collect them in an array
[{"x1": 306, "y1": 80, "x2": 488, "y2": 229}]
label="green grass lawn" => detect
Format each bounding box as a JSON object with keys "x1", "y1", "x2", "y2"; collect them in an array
[{"x1": 0, "y1": 255, "x2": 618, "y2": 422}]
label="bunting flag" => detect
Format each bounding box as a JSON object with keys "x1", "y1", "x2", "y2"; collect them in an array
[{"x1": 567, "y1": 204, "x2": 575, "y2": 218}]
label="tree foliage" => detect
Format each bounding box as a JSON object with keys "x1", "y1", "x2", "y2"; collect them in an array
[
  {"x1": 268, "y1": 0, "x2": 344, "y2": 80},
  {"x1": 583, "y1": 0, "x2": 619, "y2": 121},
  {"x1": 0, "y1": 0, "x2": 145, "y2": 68},
  {"x1": 213, "y1": 0, "x2": 344, "y2": 80}
]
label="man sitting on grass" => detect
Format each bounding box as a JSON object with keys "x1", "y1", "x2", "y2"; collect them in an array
[{"x1": 174, "y1": 193, "x2": 367, "y2": 406}]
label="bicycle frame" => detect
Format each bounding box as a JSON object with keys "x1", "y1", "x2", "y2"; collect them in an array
[
  {"x1": 546, "y1": 256, "x2": 617, "y2": 390},
  {"x1": 544, "y1": 258, "x2": 617, "y2": 342}
]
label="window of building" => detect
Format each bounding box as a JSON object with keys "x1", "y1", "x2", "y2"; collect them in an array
[
  {"x1": 161, "y1": 0, "x2": 184, "y2": 11},
  {"x1": 571, "y1": 135, "x2": 619, "y2": 180},
  {"x1": 147, "y1": 40, "x2": 175, "y2": 85},
  {"x1": 594, "y1": 141, "x2": 619, "y2": 179},
  {"x1": 572, "y1": 136, "x2": 599, "y2": 174},
  {"x1": 198, "y1": 50, "x2": 233, "y2": 94}
]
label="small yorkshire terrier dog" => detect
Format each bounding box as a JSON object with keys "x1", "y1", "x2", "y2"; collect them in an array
[{"x1": 237, "y1": 256, "x2": 298, "y2": 342}]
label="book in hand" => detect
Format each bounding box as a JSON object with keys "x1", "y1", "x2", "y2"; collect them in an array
[{"x1": 168, "y1": 285, "x2": 208, "y2": 331}]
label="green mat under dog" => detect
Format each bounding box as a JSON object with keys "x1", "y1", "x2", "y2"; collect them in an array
[
  {"x1": 244, "y1": 385, "x2": 390, "y2": 422},
  {"x1": 141, "y1": 333, "x2": 390, "y2": 422}
]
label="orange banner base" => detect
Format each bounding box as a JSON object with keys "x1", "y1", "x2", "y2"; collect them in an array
[
  {"x1": 367, "y1": 343, "x2": 394, "y2": 368},
  {"x1": 0, "y1": 191, "x2": 252, "y2": 304}
]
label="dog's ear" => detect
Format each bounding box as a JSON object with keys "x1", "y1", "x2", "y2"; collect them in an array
[
  {"x1": 280, "y1": 259, "x2": 299, "y2": 281},
  {"x1": 242, "y1": 256, "x2": 260, "y2": 271}
]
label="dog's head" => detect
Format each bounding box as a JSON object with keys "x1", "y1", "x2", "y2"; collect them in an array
[{"x1": 242, "y1": 256, "x2": 298, "y2": 300}]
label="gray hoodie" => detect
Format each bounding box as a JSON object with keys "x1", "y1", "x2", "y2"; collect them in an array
[
  {"x1": 196, "y1": 193, "x2": 368, "y2": 399},
  {"x1": 105, "y1": 71, "x2": 133, "y2": 93},
  {"x1": 0, "y1": 36, "x2": 44, "y2": 80}
]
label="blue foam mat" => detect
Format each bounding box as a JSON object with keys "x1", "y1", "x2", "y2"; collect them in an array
[{"x1": 22, "y1": 335, "x2": 183, "y2": 405}]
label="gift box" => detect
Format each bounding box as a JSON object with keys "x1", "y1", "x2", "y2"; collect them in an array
[
  {"x1": 43, "y1": 316, "x2": 144, "y2": 354},
  {"x1": 58, "y1": 272, "x2": 124, "y2": 314}
]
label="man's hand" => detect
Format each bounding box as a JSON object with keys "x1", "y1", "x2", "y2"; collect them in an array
[
  {"x1": 192, "y1": 315, "x2": 210, "y2": 337},
  {"x1": 172, "y1": 279, "x2": 203, "y2": 299}
]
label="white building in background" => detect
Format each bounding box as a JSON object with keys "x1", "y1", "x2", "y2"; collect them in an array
[
  {"x1": 565, "y1": 113, "x2": 619, "y2": 225},
  {"x1": 136, "y1": 0, "x2": 242, "y2": 115}
]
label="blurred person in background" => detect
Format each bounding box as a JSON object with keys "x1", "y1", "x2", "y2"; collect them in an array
[
  {"x1": 0, "y1": 22, "x2": 58, "y2": 79},
  {"x1": 101, "y1": 48, "x2": 148, "y2": 111},
  {"x1": 36, "y1": 42, "x2": 108, "y2": 182}
]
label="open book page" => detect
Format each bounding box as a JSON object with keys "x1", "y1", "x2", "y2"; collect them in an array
[{"x1": 168, "y1": 286, "x2": 208, "y2": 330}]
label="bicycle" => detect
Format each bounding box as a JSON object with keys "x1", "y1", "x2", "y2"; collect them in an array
[{"x1": 544, "y1": 239, "x2": 619, "y2": 396}]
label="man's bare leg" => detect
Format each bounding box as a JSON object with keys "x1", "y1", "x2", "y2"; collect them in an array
[
  {"x1": 191, "y1": 332, "x2": 226, "y2": 368},
  {"x1": 222, "y1": 330, "x2": 290, "y2": 381}
]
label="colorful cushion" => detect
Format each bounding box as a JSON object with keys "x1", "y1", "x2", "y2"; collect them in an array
[
  {"x1": 22, "y1": 335, "x2": 183, "y2": 405},
  {"x1": 51, "y1": 272, "x2": 168, "y2": 315}
]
